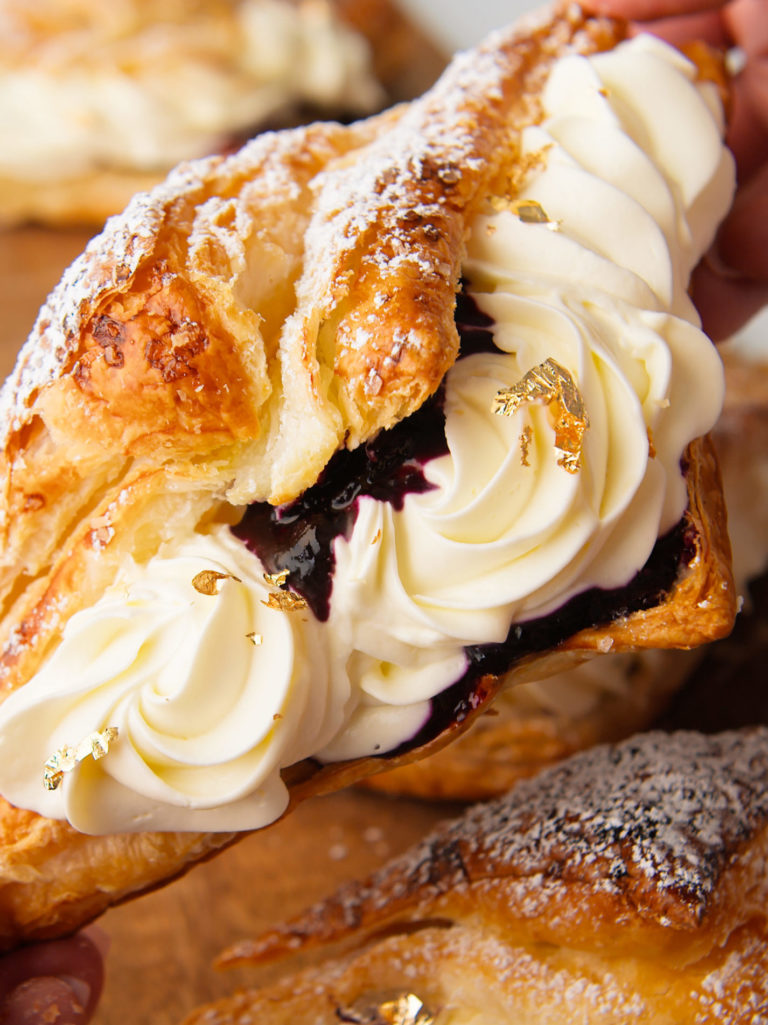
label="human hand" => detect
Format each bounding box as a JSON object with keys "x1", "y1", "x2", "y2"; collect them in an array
[
  {"x1": 0, "y1": 931, "x2": 105, "y2": 1025},
  {"x1": 580, "y1": 0, "x2": 768, "y2": 340}
]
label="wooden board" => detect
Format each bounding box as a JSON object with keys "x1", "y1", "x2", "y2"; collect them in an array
[{"x1": 97, "y1": 788, "x2": 456, "y2": 1025}]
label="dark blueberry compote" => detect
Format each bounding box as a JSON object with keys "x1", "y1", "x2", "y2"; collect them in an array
[
  {"x1": 232, "y1": 391, "x2": 448, "y2": 621},
  {"x1": 454, "y1": 285, "x2": 497, "y2": 357},
  {"x1": 232, "y1": 288, "x2": 692, "y2": 759},
  {"x1": 233, "y1": 291, "x2": 494, "y2": 620}
]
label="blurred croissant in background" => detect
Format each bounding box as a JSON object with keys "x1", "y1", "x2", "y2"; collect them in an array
[{"x1": 0, "y1": 0, "x2": 444, "y2": 227}]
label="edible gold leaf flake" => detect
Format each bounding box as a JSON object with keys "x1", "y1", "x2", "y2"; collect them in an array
[
  {"x1": 487, "y1": 195, "x2": 559, "y2": 230},
  {"x1": 511, "y1": 199, "x2": 551, "y2": 223},
  {"x1": 44, "y1": 727, "x2": 119, "y2": 791},
  {"x1": 647, "y1": 427, "x2": 657, "y2": 459},
  {"x1": 519, "y1": 425, "x2": 533, "y2": 467},
  {"x1": 494, "y1": 358, "x2": 589, "y2": 474},
  {"x1": 263, "y1": 569, "x2": 289, "y2": 588},
  {"x1": 192, "y1": 570, "x2": 240, "y2": 595},
  {"x1": 260, "y1": 568, "x2": 307, "y2": 612},
  {"x1": 246, "y1": 632, "x2": 263, "y2": 646},
  {"x1": 378, "y1": 994, "x2": 434, "y2": 1025},
  {"x1": 336, "y1": 993, "x2": 434, "y2": 1025},
  {"x1": 262, "y1": 591, "x2": 308, "y2": 612}
]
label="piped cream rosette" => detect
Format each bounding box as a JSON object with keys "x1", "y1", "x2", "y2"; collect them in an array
[
  {"x1": 0, "y1": 34, "x2": 734, "y2": 832},
  {"x1": 319, "y1": 35, "x2": 731, "y2": 759},
  {"x1": 0, "y1": 531, "x2": 347, "y2": 833}
]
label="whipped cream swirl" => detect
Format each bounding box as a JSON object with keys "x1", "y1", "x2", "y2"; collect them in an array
[
  {"x1": 0, "y1": 529, "x2": 345, "y2": 832},
  {"x1": 0, "y1": 36, "x2": 735, "y2": 830},
  {"x1": 320, "y1": 35, "x2": 733, "y2": 757}
]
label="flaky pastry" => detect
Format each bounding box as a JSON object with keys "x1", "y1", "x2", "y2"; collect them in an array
[
  {"x1": 185, "y1": 729, "x2": 768, "y2": 1025},
  {"x1": 0, "y1": 0, "x2": 445, "y2": 227},
  {"x1": 0, "y1": 4, "x2": 737, "y2": 947}
]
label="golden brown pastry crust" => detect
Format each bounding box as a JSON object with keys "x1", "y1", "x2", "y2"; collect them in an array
[
  {"x1": 188, "y1": 922, "x2": 768, "y2": 1024},
  {"x1": 0, "y1": 5, "x2": 736, "y2": 949},
  {"x1": 0, "y1": 0, "x2": 445, "y2": 229},
  {"x1": 188, "y1": 729, "x2": 768, "y2": 1025}
]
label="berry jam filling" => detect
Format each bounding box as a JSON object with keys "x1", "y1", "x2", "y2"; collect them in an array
[
  {"x1": 232, "y1": 290, "x2": 692, "y2": 756},
  {"x1": 393, "y1": 516, "x2": 695, "y2": 758},
  {"x1": 232, "y1": 388, "x2": 448, "y2": 622}
]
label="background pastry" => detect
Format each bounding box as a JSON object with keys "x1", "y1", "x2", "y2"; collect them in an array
[
  {"x1": 181, "y1": 728, "x2": 768, "y2": 1025},
  {"x1": 0, "y1": 4, "x2": 736, "y2": 948},
  {"x1": 0, "y1": 0, "x2": 445, "y2": 227}
]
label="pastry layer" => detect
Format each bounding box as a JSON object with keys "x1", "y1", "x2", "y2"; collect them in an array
[{"x1": 186, "y1": 729, "x2": 768, "y2": 1025}]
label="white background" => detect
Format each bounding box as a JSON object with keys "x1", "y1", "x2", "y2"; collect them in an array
[{"x1": 400, "y1": 0, "x2": 531, "y2": 51}]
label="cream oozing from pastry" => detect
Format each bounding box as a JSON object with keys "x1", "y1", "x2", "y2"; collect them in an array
[
  {"x1": 0, "y1": 530, "x2": 346, "y2": 832},
  {"x1": 319, "y1": 35, "x2": 732, "y2": 759},
  {"x1": 0, "y1": 35, "x2": 734, "y2": 831},
  {"x1": 0, "y1": 0, "x2": 382, "y2": 183}
]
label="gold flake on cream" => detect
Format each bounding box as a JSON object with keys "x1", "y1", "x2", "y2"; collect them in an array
[
  {"x1": 192, "y1": 569, "x2": 241, "y2": 595},
  {"x1": 493, "y1": 358, "x2": 589, "y2": 474},
  {"x1": 44, "y1": 727, "x2": 119, "y2": 792}
]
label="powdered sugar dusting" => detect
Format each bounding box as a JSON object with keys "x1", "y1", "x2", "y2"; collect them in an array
[
  {"x1": 0, "y1": 133, "x2": 291, "y2": 437},
  {"x1": 696, "y1": 928, "x2": 768, "y2": 1019},
  {"x1": 227, "y1": 729, "x2": 768, "y2": 968},
  {"x1": 0, "y1": 4, "x2": 614, "y2": 450},
  {"x1": 294, "y1": 13, "x2": 561, "y2": 308},
  {"x1": 376, "y1": 728, "x2": 768, "y2": 921}
]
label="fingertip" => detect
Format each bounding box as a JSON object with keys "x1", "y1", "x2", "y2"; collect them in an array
[
  {"x1": 580, "y1": 0, "x2": 726, "y2": 20},
  {"x1": 1, "y1": 976, "x2": 89, "y2": 1025},
  {"x1": 0, "y1": 933, "x2": 105, "y2": 1025},
  {"x1": 691, "y1": 259, "x2": 768, "y2": 341},
  {"x1": 722, "y1": 0, "x2": 768, "y2": 59},
  {"x1": 80, "y1": 925, "x2": 110, "y2": 962}
]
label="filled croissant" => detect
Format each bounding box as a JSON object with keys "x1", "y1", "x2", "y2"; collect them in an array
[
  {"x1": 0, "y1": 0, "x2": 444, "y2": 227},
  {"x1": 0, "y1": 3, "x2": 737, "y2": 947},
  {"x1": 183, "y1": 728, "x2": 768, "y2": 1025}
]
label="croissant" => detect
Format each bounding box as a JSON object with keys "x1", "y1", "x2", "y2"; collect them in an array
[
  {"x1": 0, "y1": 3, "x2": 736, "y2": 947},
  {"x1": 0, "y1": 0, "x2": 444, "y2": 227},
  {"x1": 183, "y1": 728, "x2": 768, "y2": 1025}
]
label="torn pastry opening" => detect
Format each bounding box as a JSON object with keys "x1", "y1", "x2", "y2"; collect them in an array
[{"x1": 0, "y1": 16, "x2": 736, "y2": 842}]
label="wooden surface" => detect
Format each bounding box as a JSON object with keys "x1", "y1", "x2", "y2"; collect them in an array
[
  {"x1": 96, "y1": 789, "x2": 456, "y2": 1025},
  {"x1": 0, "y1": 225, "x2": 461, "y2": 1025}
]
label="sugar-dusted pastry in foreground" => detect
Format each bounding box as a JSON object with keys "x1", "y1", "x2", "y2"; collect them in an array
[
  {"x1": 0, "y1": 4, "x2": 737, "y2": 947},
  {"x1": 0, "y1": 0, "x2": 445, "y2": 227},
  {"x1": 184, "y1": 728, "x2": 768, "y2": 1025},
  {"x1": 363, "y1": 348, "x2": 768, "y2": 801}
]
